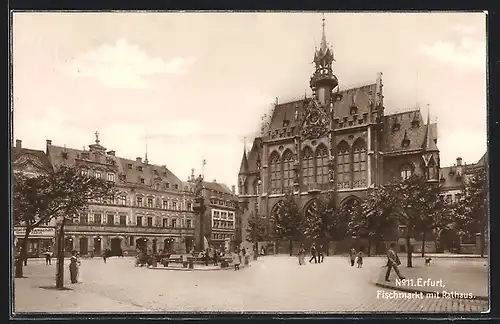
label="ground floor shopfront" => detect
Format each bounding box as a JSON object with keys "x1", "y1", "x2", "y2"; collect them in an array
[
  {"x1": 63, "y1": 232, "x2": 195, "y2": 256},
  {"x1": 14, "y1": 227, "x2": 56, "y2": 258}
]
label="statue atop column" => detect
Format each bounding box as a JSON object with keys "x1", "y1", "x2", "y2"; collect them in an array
[{"x1": 195, "y1": 174, "x2": 204, "y2": 197}]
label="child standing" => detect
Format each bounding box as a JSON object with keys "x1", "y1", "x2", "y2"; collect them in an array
[{"x1": 356, "y1": 249, "x2": 364, "y2": 268}]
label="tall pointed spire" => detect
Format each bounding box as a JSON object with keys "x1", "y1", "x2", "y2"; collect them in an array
[
  {"x1": 239, "y1": 138, "x2": 249, "y2": 174},
  {"x1": 422, "y1": 106, "x2": 438, "y2": 151},
  {"x1": 144, "y1": 133, "x2": 149, "y2": 164},
  {"x1": 320, "y1": 13, "x2": 327, "y2": 52}
]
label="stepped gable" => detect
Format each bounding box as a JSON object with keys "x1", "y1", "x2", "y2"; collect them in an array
[
  {"x1": 268, "y1": 83, "x2": 377, "y2": 133},
  {"x1": 383, "y1": 110, "x2": 438, "y2": 153}
]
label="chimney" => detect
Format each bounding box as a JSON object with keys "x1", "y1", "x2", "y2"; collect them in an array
[
  {"x1": 136, "y1": 157, "x2": 142, "y2": 163},
  {"x1": 456, "y1": 157, "x2": 463, "y2": 176},
  {"x1": 107, "y1": 150, "x2": 115, "y2": 156},
  {"x1": 231, "y1": 185, "x2": 235, "y2": 194},
  {"x1": 15, "y1": 139, "x2": 21, "y2": 148},
  {"x1": 46, "y1": 139, "x2": 52, "y2": 154},
  {"x1": 213, "y1": 179, "x2": 217, "y2": 183},
  {"x1": 456, "y1": 157, "x2": 462, "y2": 166}
]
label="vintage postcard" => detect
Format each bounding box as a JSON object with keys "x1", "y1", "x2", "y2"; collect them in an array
[{"x1": 10, "y1": 11, "x2": 488, "y2": 315}]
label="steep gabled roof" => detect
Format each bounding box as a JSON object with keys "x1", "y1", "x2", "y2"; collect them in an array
[
  {"x1": 383, "y1": 110, "x2": 438, "y2": 153},
  {"x1": 12, "y1": 147, "x2": 52, "y2": 172},
  {"x1": 239, "y1": 149, "x2": 248, "y2": 174}
]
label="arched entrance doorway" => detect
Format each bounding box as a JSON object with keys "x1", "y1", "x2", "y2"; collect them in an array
[
  {"x1": 163, "y1": 238, "x2": 174, "y2": 253},
  {"x1": 79, "y1": 237, "x2": 89, "y2": 255},
  {"x1": 136, "y1": 238, "x2": 148, "y2": 253},
  {"x1": 110, "y1": 237, "x2": 122, "y2": 256},
  {"x1": 93, "y1": 237, "x2": 102, "y2": 256}
]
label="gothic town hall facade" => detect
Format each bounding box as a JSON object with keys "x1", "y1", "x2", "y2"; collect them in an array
[{"x1": 237, "y1": 23, "x2": 439, "y2": 254}]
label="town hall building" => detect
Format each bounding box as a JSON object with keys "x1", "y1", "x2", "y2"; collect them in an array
[{"x1": 237, "y1": 19, "x2": 440, "y2": 254}]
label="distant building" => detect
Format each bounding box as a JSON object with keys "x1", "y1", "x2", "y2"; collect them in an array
[
  {"x1": 237, "y1": 18, "x2": 440, "y2": 254},
  {"x1": 14, "y1": 134, "x2": 199, "y2": 256},
  {"x1": 12, "y1": 140, "x2": 56, "y2": 257},
  {"x1": 185, "y1": 171, "x2": 239, "y2": 252}
]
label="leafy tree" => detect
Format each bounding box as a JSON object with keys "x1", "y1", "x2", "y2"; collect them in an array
[
  {"x1": 272, "y1": 193, "x2": 303, "y2": 256},
  {"x1": 348, "y1": 191, "x2": 395, "y2": 257},
  {"x1": 455, "y1": 167, "x2": 488, "y2": 256},
  {"x1": 390, "y1": 174, "x2": 442, "y2": 267},
  {"x1": 245, "y1": 211, "x2": 267, "y2": 257},
  {"x1": 13, "y1": 166, "x2": 116, "y2": 279}
]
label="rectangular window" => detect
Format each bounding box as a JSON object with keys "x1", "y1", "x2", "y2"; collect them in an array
[
  {"x1": 171, "y1": 219, "x2": 177, "y2": 228},
  {"x1": 128, "y1": 164, "x2": 133, "y2": 169},
  {"x1": 137, "y1": 197, "x2": 143, "y2": 206},
  {"x1": 175, "y1": 184, "x2": 179, "y2": 190},
  {"x1": 172, "y1": 201, "x2": 177, "y2": 210},
  {"x1": 147, "y1": 217, "x2": 153, "y2": 227},
  {"x1": 455, "y1": 193, "x2": 462, "y2": 202},
  {"x1": 119, "y1": 195, "x2": 126, "y2": 205},
  {"x1": 163, "y1": 200, "x2": 168, "y2": 209},
  {"x1": 107, "y1": 173, "x2": 115, "y2": 182},
  {"x1": 186, "y1": 219, "x2": 192, "y2": 228},
  {"x1": 119, "y1": 214, "x2": 127, "y2": 226},
  {"x1": 446, "y1": 194, "x2": 453, "y2": 203},
  {"x1": 147, "y1": 198, "x2": 153, "y2": 208},
  {"x1": 187, "y1": 202, "x2": 192, "y2": 211},
  {"x1": 129, "y1": 236, "x2": 134, "y2": 246},
  {"x1": 140, "y1": 178, "x2": 145, "y2": 184},
  {"x1": 95, "y1": 171, "x2": 101, "y2": 179},
  {"x1": 163, "y1": 218, "x2": 168, "y2": 228},
  {"x1": 81, "y1": 169, "x2": 88, "y2": 176},
  {"x1": 138, "y1": 166, "x2": 143, "y2": 171},
  {"x1": 107, "y1": 214, "x2": 114, "y2": 225},
  {"x1": 80, "y1": 213, "x2": 88, "y2": 224},
  {"x1": 94, "y1": 213, "x2": 101, "y2": 224},
  {"x1": 166, "y1": 183, "x2": 170, "y2": 189},
  {"x1": 136, "y1": 216, "x2": 143, "y2": 227}
]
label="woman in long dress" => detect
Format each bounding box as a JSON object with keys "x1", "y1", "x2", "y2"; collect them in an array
[{"x1": 69, "y1": 251, "x2": 80, "y2": 284}]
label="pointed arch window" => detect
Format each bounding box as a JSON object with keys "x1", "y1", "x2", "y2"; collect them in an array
[
  {"x1": 269, "y1": 152, "x2": 281, "y2": 194},
  {"x1": 336, "y1": 142, "x2": 351, "y2": 189},
  {"x1": 352, "y1": 139, "x2": 367, "y2": 187},
  {"x1": 427, "y1": 158, "x2": 437, "y2": 180},
  {"x1": 302, "y1": 146, "x2": 314, "y2": 187},
  {"x1": 315, "y1": 145, "x2": 329, "y2": 184},
  {"x1": 283, "y1": 150, "x2": 294, "y2": 190}
]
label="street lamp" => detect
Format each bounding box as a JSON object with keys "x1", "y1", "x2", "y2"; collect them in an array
[{"x1": 55, "y1": 215, "x2": 67, "y2": 289}]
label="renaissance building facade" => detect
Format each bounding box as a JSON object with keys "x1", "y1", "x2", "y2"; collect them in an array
[{"x1": 238, "y1": 20, "x2": 440, "y2": 254}]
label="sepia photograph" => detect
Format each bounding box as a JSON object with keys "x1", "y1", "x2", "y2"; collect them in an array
[{"x1": 11, "y1": 11, "x2": 488, "y2": 315}]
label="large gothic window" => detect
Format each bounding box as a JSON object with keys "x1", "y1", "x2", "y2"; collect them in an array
[
  {"x1": 427, "y1": 158, "x2": 436, "y2": 180},
  {"x1": 315, "y1": 144, "x2": 329, "y2": 184},
  {"x1": 352, "y1": 139, "x2": 367, "y2": 188},
  {"x1": 336, "y1": 141, "x2": 351, "y2": 189},
  {"x1": 282, "y1": 150, "x2": 294, "y2": 190},
  {"x1": 269, "y1": 151, "x2": 281, "y2": 194},
  {"x1": 302, "y1": 146, "x2": 314, "y2": 187}
]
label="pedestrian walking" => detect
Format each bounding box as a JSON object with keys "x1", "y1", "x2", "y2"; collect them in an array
[
  {"x1": 356, "y1": 249, "x2": 364, "y2": 268},
  {"x1": 232, "y1": 251, "x2": 240, "y2": 270},
  {"x1": 318, "y1": 244, "x2": 325, "y2": 263},
  {"x1": 44, "y1": 250, "x2": 52, "y2": 265},
  {"x1": 309, "y1": 243, "x2": 318, "y2": 263},
  {"x1": 349, "y1": 248, "x2": 356, "y2": 267},
  {"x1": 103, "y1": 249, "x2": 107, "y2": 263},
  {"x1": 69, "y1": 251, "x2": 80, "y2": 284},
  {"x1": 297, "y1": 245, "x2": 306, "y2": 265},
  {"x1": 213, "y1": 249, "x2": 219, "y2": 266},
  {"x1": 385, "y1": 243, "x2": 405, "y2": 281}
]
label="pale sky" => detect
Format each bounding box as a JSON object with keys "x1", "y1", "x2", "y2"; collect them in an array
[{"x1": 12, "y1": 12, "x2": 487, "y2": 188}]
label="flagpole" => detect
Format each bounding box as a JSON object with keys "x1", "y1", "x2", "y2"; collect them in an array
[{"x1": 202, "y1": 159, "x2": 206, "y2": 180}]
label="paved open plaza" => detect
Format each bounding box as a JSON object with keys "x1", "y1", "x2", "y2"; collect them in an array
[{"x1": 13, "y1": 256, "x2": 489, "y2": 314}]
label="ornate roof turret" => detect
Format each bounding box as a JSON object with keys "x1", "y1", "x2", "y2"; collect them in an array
[
  {"x1": 310, "y1": 14, "x2": 338, "y2": 92},
  {"x1": 422, "y1": 110, "x2": 438, "y2": 152}
]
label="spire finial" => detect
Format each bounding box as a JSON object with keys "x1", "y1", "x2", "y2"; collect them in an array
[
  {"x1": 144, "y1": 132, "x2": 149, "y2": 164},
  {"x1": 321, "y1": 13, "x2": 327, "y2": 51},
  {"x1": 95, "y1": 130, "x2": 100, "y2": 145},
  {"x1": 243, "y1": 136, "x2": 247, "y2": 154}
]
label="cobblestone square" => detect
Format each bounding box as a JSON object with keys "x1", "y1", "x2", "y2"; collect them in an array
[{"x1": 13, "y1": 256, "x2": 489, "y2": 314}]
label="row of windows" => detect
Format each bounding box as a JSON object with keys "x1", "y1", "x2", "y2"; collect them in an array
[
  {"x1": 77, "y1": 214, "x2": 192, "y2": 228},
  {"x1": 268, "y1": 141, "x2": 368, "y2": 192},
  {"x1": 439, "y1": 193, "x2": 462, "y2": 204},
  {"x1": 212, "y1": 220, "x2": 235, "y2": 229},
  {"x1": 212, "y1": 232, "x2": 235, "y2": 240},
  {"x1": 212, "y1": 210, "x2": 235, "y2": 220},
  {"x1": 209, "y1": 198, "x2": 237, "y2": 208},
  {"x1": 94, "y1": 195, "x2": 193, "y2": 211},
  {"x1": 81, "y1": 169, "x2": 115, "y2": 182}
]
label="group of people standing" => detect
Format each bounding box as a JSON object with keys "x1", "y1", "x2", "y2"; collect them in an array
[
  {"x1": 348, "y1": 248, "x2": 364, "y2": 268},
  {"x1": 297, "y1": 243, "x2": 325, "y2": 265}
]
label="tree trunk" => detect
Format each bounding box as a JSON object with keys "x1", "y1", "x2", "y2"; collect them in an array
[
  {"x1": 325, "y1": 239, "x2": 330, "y2": 256},
  {"x1": 406, "y1": 226, "x2": 412, "y2": 268},
  {"x1": 367, "y1": 237, "x2": 372, "y2": 257},
  {"x1": 15, "y1": 228, "x2": 32, "y2": 278},
  {"x1": 421, "y1": 231, "x2": 426, "y2": 257},
  {"x1": 289, "y1": 239, "x2": 293, "y2": 257}
]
